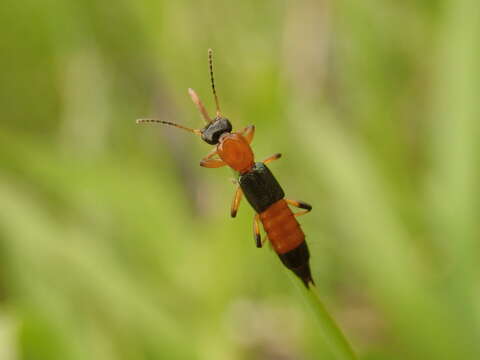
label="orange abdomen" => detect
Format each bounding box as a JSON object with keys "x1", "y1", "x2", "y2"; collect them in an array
[{"x1": 260, "y1": 199, "x2": 305, "y2": 254}]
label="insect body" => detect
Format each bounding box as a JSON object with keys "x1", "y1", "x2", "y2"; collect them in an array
[
  {"x1": 239, "y1": 163, "x2": 313, "y2": 286},
  {"x1": 137, "y1": 50, "x2": 314, "y2": 287}
]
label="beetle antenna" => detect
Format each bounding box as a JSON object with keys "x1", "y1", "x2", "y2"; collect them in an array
[
  {"x1": 136, "y1": 119, "x2": 201, "y2": 135},
  {"x1": 188, "y1": 88, "x2": 212, "y2": 124},
  {"x1": 208, "y1": 49, "x2": 221, "y2": 117}
]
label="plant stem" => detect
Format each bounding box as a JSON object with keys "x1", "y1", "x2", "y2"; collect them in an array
[{"x1": 299, "y1": 282, "x2": 358, "y2": 360}]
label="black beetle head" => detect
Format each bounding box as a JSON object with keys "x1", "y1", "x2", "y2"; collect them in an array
[{"x1": 201, "y1": 117, "x2": 232, "y2": 145}]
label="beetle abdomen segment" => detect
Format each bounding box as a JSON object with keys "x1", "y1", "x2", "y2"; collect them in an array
[
  {"x1": 260, "y1": 199, "x2": 304, "y2": 254},
  {"x1": 239, "y1": 162, "x2": 284, "y2": 213},
  {"x1": 278, "y1": 241, "x2": 313, "y2": 287},
  {"x1": 260, "y1": 199, "x2": 313, "y2": 287}
]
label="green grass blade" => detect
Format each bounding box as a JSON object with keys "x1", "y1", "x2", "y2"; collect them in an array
[{"x1": 297, "y1": 281, "x2": 357, "y2": 360}]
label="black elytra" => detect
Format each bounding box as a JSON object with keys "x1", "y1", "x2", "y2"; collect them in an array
[{"x1": 239, "y1": 162, "x2": 285, "y2": 213}]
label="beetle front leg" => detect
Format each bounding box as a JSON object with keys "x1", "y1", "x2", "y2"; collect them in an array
[
  {"x1": 262, "y1": 153, "x2": 282, "y2": 164},
  {"x1": 200, "y1": 148, "x2": 226, "y2": 168},
  {"x1": 240, "y1": 125, "x2": 255, "y2": 144}
]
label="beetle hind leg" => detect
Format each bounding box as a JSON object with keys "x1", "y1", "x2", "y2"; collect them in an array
[{"x1": 285, "y1": 198, "x2": 312, "y2": 217}]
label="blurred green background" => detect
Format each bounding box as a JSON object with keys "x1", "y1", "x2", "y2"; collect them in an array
[{"x1": 1, "y1": 0, "x2": 479, "y2": 359}]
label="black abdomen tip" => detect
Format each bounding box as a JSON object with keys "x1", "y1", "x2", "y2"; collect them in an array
[
  {"x1": 293, "y1": 263, "x2": 315, "y2": 288},
  {"x1": 278, "y1": 241, "x2": 314, "y2": 287}
]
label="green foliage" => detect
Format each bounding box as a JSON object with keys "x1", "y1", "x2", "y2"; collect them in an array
[{"x1": 0, "y1": 0, "x2": 479, "y2": 359}]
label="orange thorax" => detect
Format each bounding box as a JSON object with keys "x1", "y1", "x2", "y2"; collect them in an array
[{"x1": 217, "y1": 133, "x2": 254, "y2": 174}]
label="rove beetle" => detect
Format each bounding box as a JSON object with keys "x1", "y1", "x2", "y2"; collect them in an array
[{"x1": 137, "y1": 50, "x2": 314, "y2": 287}]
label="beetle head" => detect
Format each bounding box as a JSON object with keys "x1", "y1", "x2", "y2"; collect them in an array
[{"x1": 201, "y1": 117, "x2": 232, "y2": 145}]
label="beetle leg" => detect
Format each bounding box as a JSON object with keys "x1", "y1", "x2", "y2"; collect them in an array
[
  {"x1": 241, "y1": 125, "x2": 255, "y2": 144},
  {"x1": 200, "y1": 147, "x2": 226, "y2": 168},
  {"x1": 200, "y1": 158, "x2": 226, "y2": 168},
  {"x1": 230, "y1": 185, "x2": 243, "y2": 217},
  {"x1": 263, "y1": 153, "x2": 282, "y2": 164},
  {"x1": 253, "y1": 214, "x2": 262, "y2": 248},
  {"x1": 261, "y1": 234, "x2": 268, "y2": 246},
  {"x1": 285, "y1": 198, "x2": 312, "y2": 217}
]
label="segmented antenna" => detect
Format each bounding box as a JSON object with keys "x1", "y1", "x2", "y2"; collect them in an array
[
  {"x1": 208, "y1": 49, "x2": 221, "y2": 117},
  {"x1": 136, "y1": 119, "x2": 201, "y2": 135}
]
